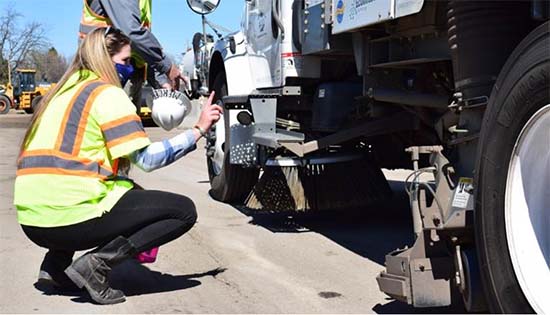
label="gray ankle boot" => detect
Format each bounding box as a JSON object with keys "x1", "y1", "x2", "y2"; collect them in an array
[
  {"x1": 37, "y1": 250, "x2": 81, "y2": 291},
  {"x1": 64, "y1": 236, "x2": 137, "y2": 305}
]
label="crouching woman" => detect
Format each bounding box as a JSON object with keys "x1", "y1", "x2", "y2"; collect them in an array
[{"x1": 13, "y1": 27, "x2": 222, "y2": 305}]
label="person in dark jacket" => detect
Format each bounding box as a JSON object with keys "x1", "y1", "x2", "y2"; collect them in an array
[{"x1": 79, "y1": 0, "x2": 186, "y2": 106}]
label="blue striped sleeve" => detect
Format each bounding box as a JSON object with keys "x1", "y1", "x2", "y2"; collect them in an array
[{"x1": 128, "y1": 129, "x2": 197, "y2": 172}]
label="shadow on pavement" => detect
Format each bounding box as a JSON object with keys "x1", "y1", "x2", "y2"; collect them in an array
[
  {"x1": 36, "y1": 261, "x2": 226, "y2": 304},
  {"x1": 109, "y1": 261, "x2": 226, "y2": 296},
  {"x1": 231, "y1": 180, "x2": 467, "y2": 314},
  {"x1": 234, "y1": 180, "x2": 414, "y2": 265},
  {"x1": 34, "y1": 283, "x2": 84, "y2": 297}
]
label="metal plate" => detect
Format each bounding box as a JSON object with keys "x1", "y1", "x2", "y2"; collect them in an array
[
  {"x1": 229, "y1": 110, "x2": 257, "y2": 165},
  {"x1": 332, "y1": 0, "x2": 394, "y2": 34},
  {"x1": 331, "y1": 0, "x2": 424, "y2": 34},
  {"x1": 302, "y1": 1, "x2": 331, "y2": 54}
]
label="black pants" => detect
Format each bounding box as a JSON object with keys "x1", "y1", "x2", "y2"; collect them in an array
[{"x1": 22, "y1": 190, "x2": 197, "y2": 255}]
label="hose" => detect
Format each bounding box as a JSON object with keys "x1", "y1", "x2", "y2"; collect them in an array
[{"x1": 272, "y1": 0, "x2": 285, "y2": 39}]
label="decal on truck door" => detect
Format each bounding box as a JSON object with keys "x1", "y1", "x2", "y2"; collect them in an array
[{"x1": 256, "y1": 12, "x2": 267, "y2": 39}]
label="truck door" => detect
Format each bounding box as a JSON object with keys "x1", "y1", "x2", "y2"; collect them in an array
[{"x1": 244, "y1": 0, "x2": 283, "y2": 88}]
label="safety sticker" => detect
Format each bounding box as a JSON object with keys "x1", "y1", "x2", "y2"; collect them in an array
[{"x1": 452, "y1": 177, "x2": 473, "y2": 209}]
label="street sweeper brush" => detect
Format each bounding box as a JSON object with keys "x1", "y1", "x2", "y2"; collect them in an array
[{"x1": 245, "y1": 154, "x2": 392, "y2": 212}]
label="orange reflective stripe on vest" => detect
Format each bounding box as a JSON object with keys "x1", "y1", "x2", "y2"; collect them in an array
[
  {"x1": 18, "y1": 81, "x2": 114, "y2": 179},
  {"x1": 56, "y1": 81, "x2": 108, "y2": 155}
]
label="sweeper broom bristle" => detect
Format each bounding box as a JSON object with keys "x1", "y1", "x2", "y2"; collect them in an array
[{"x1": 245, "y1": 157, "x2": 392, "y2": 212}]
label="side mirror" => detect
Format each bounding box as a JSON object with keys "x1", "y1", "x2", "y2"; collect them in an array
[{"x1": 186, "y1": 0, "x2": 221, "y2": 15}]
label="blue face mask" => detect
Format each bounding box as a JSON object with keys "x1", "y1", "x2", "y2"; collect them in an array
[{"x1": 115, "y1": 63, "x2": 134, "y2": 86}]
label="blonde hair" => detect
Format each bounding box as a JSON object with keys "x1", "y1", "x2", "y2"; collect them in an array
[{"x1": 20, "y1": 27, "x2": 131, "y2": 153}]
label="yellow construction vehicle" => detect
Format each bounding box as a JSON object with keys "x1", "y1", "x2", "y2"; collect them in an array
[
  {"x1": 0, "y1": 68, "x2": 55, "y2": 115},
  {"x1": 1, "y1": 68, "x2": 149, "y2": 118},
  {"x1": 0, "y1": 85, "x2": 11, "y2": 115}
]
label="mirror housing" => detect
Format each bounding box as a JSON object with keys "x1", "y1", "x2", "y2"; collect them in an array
[{"x1": 186, "y1": 0, "x2": 221, "y2": 15}]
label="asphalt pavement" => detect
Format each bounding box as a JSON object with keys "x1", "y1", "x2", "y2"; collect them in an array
[{"x1": 0, "y1": 108, "x2": 465, "y2": 313}]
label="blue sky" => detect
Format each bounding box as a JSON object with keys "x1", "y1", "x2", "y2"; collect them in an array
[{"x1": 2, "y1": 0, "x2": 242, "y2": 61}]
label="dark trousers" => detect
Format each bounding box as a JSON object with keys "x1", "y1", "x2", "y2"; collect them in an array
[{"x1": 22, "y1": 190, "x2": 197, "y2": 257}]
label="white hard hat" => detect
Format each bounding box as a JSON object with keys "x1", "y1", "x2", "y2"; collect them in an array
[{"x1": 151, "y1": 89, "x2": 192, "y2": 131}]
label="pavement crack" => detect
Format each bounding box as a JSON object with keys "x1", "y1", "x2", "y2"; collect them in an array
[{"x1": 186, "y1": 231, "x2": 250, "y2": 300}]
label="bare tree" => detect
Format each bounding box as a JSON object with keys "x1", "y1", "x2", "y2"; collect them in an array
[{"x1": 0, "y1": 3, "x2": 49, "y2": 83}]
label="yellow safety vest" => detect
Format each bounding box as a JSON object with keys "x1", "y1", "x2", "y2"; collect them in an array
[
  {"x1": 79, "y1": 0, "x2": 152, "y2": 68},
  {"x1": 14, "y1": 71, "x2": 151, "y2": 228}
]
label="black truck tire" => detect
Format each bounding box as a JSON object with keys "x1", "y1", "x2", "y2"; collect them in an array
[
  {"x1": 0, "y1": 94, "x2": 11, "y2": 115},
  {"x1": 191, "y1": 79, "x2": 201, "y2": 99},
  {"x1": 207, "y1": 72, "x2": 259, "y2": 202},
  {"x1": 475, "y1": 21, "x2": 549, "y2": 314},
  {"x1": 31, "y1": 95, "x2": 42, "y2": 113}
]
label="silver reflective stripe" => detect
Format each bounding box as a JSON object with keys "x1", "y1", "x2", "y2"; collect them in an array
[
  {"x1": 103, "y1": 120, "x2": 145, "y2": 143},
  {"x1": 59, "y1": 81, "x2": 105, "y2": 154},
  {"x1": 79, "y1": 23, "x2": 97, "y2": 35},
  {"x1": 18, "y1": 155, "x2": 112, "y2": 177}
]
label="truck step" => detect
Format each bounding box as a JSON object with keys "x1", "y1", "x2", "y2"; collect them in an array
[{"x1": 252, "y1": 129, "x2": 305, "y2": 148}]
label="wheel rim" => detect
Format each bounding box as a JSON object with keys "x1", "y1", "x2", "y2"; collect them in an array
[
  {"x1": 211, "y1": 112, "x2": 225, "y2": 176},
  {"x1": 505, "y1": 104, "x2": 550, "y2": 314}
]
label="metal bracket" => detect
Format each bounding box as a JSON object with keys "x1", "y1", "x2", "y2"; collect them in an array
[
  {"x1": 250, "y1": 97, "x2": 277, "y2": 134},
  {"x1": 448, "y1": 93, "x2": 488, "y2": 112},
  {"x1": 406, "y1": 146, "x2": 475, "y2": 235},
  {"x1": 282, "y1": 86, "x2": 302, "y2": 95},
  {"x1": 228, "y1": 96, "x2": 279, "y2": 165},
  {"x1": 377, "y1": 232, "x2": 454, "y2": 307},
  {"x1": 379, "y1": 147, "x2": 476, "y2": 308},
  {"x1": 280, "y1": 111, "x2": 419, "y2": 157},
  {"x1": 323, "y1": 0, "x2": 332, "y2": 25}
]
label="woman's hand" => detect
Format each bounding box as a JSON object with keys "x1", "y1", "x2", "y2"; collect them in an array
[{"x1": 193, "y1": 92, "x2": 223, "y2": 139}]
